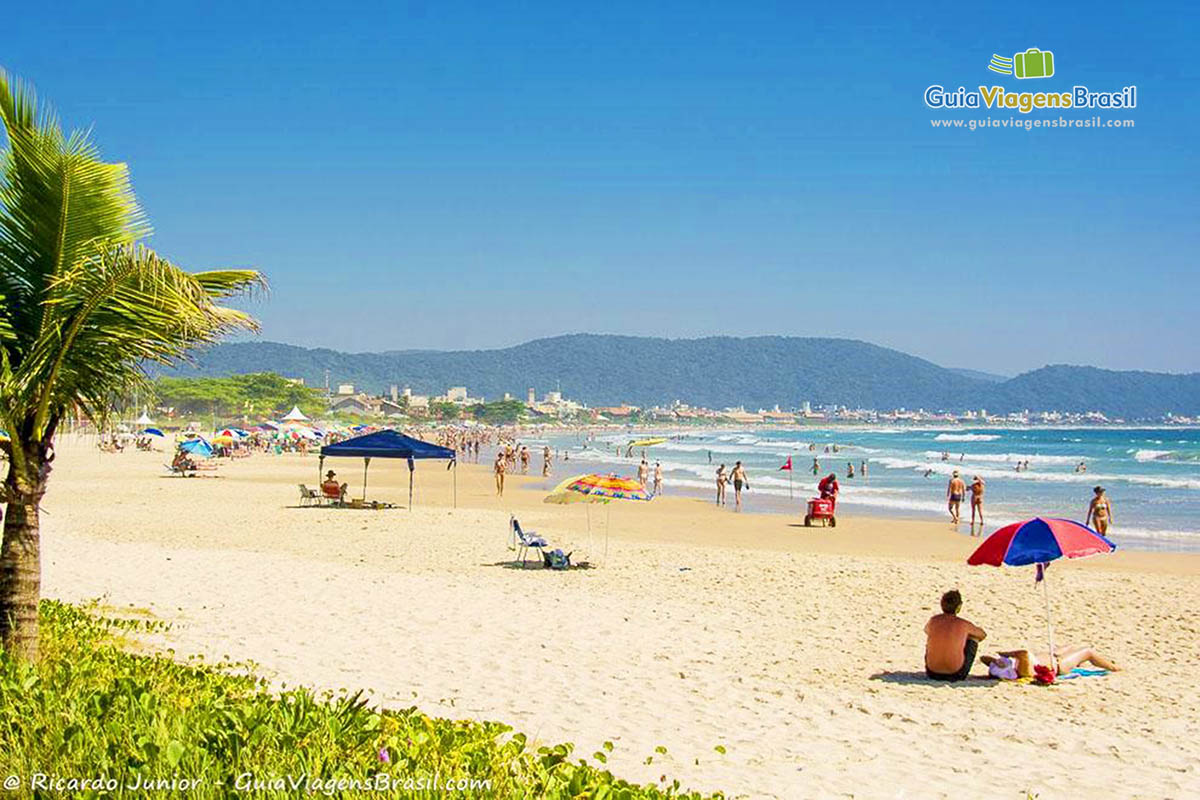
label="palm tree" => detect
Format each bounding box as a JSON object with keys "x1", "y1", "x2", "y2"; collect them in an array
[{"x1": 0, "y1": 70, "x2": 265, "y2": 660}]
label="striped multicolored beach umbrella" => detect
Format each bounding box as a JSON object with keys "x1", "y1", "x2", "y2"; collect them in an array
[
  {"x1": 969, "y1": 517, "x2": 1116, "y2": 667},
  {"x1": 558, "y1": 473, "x2": 652, "y2": 502},
  {"x1": 543, "y1": 473, "x2": 651, "y2": 564}
]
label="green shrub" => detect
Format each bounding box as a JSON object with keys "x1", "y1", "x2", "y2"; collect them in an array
[{"x1": 0, "y1": 602, "x2": 719, "y2": 798}]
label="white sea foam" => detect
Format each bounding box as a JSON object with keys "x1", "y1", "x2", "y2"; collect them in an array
[
  {"x1": 932, "y1": 433, "x2": 1001, "y2": 442},
  {"x1": 923, "y1": 451, "x2": 1086, "y2": 466},
  {"x1": 1132, "y1": 449, "x2": 1174, "y2": 462},
  {"x1": 873, "y1": 457, "x2": 1200, "y2": 491}
]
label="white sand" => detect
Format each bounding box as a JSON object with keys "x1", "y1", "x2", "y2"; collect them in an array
[{"x1": 36, "y1": 439, "x2": 1200, "y2": 798}]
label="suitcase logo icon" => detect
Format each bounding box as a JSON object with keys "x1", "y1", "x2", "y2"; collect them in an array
[{"x1": 987, "y1": 48, "x2": 1055, "y2": 79}]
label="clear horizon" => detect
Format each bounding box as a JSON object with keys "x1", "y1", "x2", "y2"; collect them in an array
[{"x1": 8, "y1": 1, "x2": 1198, "y2": 374}]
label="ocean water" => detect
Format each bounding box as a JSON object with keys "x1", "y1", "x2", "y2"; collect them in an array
[{"x1": 539, "y1": 427, "x2": 1200, "y2": 553}]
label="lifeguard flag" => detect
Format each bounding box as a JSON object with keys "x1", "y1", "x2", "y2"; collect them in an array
[{"x1": 779, "y1": 456, "x2": 792, "y2": 471}]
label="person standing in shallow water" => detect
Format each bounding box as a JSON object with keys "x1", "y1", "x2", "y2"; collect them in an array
[
  {"x1": 730, "y1": 461, "x2": 749, "y2": 511},
  {"x1": 969, "y1": 475, "x2": 985, "y2": 531},
  {"x1": 946, "y1": 470, "x2": 965, "y2": 524},
  {"x1": 1086, "y1": 486, "x2": 1113, "y2": 535}
]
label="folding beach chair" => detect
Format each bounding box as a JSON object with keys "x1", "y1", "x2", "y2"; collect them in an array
[
  {"x1": 509, "y1": 516, "x2": 549, "y2": 567},
  {"x1": 298, "y1": 484, "x2": 319, "y2": 506}
]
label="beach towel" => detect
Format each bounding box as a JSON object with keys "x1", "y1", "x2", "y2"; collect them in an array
[{"x1": 1057, "y1": 668, "x2": 1110, "y2": 680}]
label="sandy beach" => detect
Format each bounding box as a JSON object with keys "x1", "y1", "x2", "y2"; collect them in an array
[{"x1": 37, "y1": 437, "x2": 1200, "y2": 799}]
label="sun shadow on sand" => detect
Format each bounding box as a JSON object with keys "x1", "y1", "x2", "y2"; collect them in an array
[
  {"x1": 870, "y1": 671, "x2": 996, "y2": 688},
  {"x1": 481, "y1": 560, "x2": 596, "y2": 571}
]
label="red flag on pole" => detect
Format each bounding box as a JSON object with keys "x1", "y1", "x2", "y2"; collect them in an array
[{"x1": 779, "y1": 456, "x2": 792, "y2": 471}]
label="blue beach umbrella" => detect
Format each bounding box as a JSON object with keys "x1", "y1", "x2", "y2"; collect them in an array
[
  {"x1": 179, "y1": 437, "x2": 213, "y2": 458},
  {"x1": 143, "y1": 428, "x2": 165, "y2": 437}
]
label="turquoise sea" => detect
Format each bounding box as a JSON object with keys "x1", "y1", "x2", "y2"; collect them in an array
[{"x1": 541, "y1": 427, "x2": 1200, "y2": 553}]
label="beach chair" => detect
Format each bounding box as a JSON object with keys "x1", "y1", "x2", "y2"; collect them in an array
[
  {"x1": 509, "y1": 516, "x2": 549, "y2": 567},
  {"x1": 298, "y1": 484, "x2": 319, "y2": 506},
  {"x1": 321, "y1": 482, "x2": 347, "y2": 506}
]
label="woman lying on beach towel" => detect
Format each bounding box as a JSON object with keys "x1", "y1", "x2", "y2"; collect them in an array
[{"x1": 981, "y1": 645, "x2": 1120, "y2": 679}]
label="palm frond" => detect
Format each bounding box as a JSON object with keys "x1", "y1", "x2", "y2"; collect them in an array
[
  {"x1": 0, "y1": 68, "x2": 148, "y2": 359},
  {"x1": 9, "y1": 245, "x2": 263, "y2": 435}
]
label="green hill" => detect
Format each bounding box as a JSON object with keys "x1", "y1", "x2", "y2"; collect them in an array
[{"x1": 163, "y1": 336, "x2": 1200, "y2": 418}]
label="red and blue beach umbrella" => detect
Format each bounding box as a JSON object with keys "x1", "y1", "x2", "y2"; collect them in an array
[
  {"x1": 969, "y1": 517, "x2": 1116, "y2": 665},
  {"x1": 968, "y1": 517, "x2": 1116, "y2": 567}
]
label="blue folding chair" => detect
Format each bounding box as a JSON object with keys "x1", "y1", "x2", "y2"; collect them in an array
[{"x1": 510, "y1": 516, "x2": 549, "y2": 567}]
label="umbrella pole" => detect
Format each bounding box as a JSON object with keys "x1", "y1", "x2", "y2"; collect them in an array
[
  {"x1": 1042, "y1": 568, "x2": 1056, "y2": 666},
  {"x1": 453, "y1": 461, "x2": 457, "y2": 509},
  {"x1": 318, "y1": 455, "x2": 324, "y2": 489},
  {"x1": 605, "y1": 505, "x2": 611, "y2": 563},
  {"x1": 362, "y1": 457, "x2": 369, "y2": 501},
  {"x1": 409, "y1": 469, "x2": 414, "y2": 511}
]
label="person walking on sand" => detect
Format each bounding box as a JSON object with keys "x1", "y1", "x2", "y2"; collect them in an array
[
  {"x1": 520, "y1": 446, "x2": 530, "y2": 474},
  {"x1": 493, "y1": 450, "x2": 506, "y2": 497},
  {"x1": 653, "y1": 461, "x2": 663, "y2": 495},
  {"x1": 637, "y1": 458, "x2": 649, "y2": 488},
  {"x1": 542, "y1": 445, "x2": 552, "y2": 477},
  {"x1": 969, "y1": 475, "x2": 985, "y2": 529},
  {"x1": 730, "y1": 461, "x2": 749, "y2": 511},
  {"x1": 947, "y1": 470, "x2": 965, "y2": 524},
  {"x1": 1086, "y1": 486, "x2": 1113, "y2": 535},
  {"x1": 925, "y1": 589, "x2": 987, "y2": 682},
  {"x1": 715, "y1": 464, "x2": 728, "y2": 505}
]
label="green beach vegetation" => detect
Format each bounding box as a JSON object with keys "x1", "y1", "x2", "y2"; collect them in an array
[
  {"x1": 151, "y1": 373, "x2": 326, "y2": 419},
  {"x1": 0, "y1": 601, "x2": 716, "y2": 799},
  {"x1": 0, "y1": 69, "x2": 264, "y2": 659}
]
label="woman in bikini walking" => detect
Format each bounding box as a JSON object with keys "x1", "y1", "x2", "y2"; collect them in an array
[{"x1": 1086, "y1": 485, "x2": 1113, "y2": 535}]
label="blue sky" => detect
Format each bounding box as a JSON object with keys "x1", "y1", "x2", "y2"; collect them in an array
[{"x1": 7, "y1": 1, "x2": 1198, "y2": 374}]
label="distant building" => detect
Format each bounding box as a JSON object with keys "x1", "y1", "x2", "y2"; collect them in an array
[
  {"x1": 379, "y1": 399, "x2": 406, "y2": 417},
  {"x1": 401, "y1": 387, "x2": 429, "y2": 410},
  {"x1": 528, "y1": 388, "x2": 536, "y2": 404},
  {"x1": 330, "y1": 394, "x2": 374, "y2": 414},
  {"x1": 336, "y1": 384, "x2": 355, "y2": 396}
]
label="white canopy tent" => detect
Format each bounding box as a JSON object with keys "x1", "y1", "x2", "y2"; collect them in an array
[{"x1": 282, "y1": 406, "x2": 309, "y2": 422}]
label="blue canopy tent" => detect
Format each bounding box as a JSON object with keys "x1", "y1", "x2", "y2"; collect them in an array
[{"x1": 318, "y1": 430, "x2": 457, "y2": 509}]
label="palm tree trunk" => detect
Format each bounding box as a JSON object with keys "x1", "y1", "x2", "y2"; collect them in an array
[{"x1": 0, "y1": 442, "x2": 47, "y2": 661}]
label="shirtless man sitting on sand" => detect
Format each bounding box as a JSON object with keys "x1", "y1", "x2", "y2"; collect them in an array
[
  {"x1": 924, "y1": 589, "x2": 986, "y2": 681},
  {"x1": 981, "y1": 645, "x2": 1119, "y2": 678}
]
